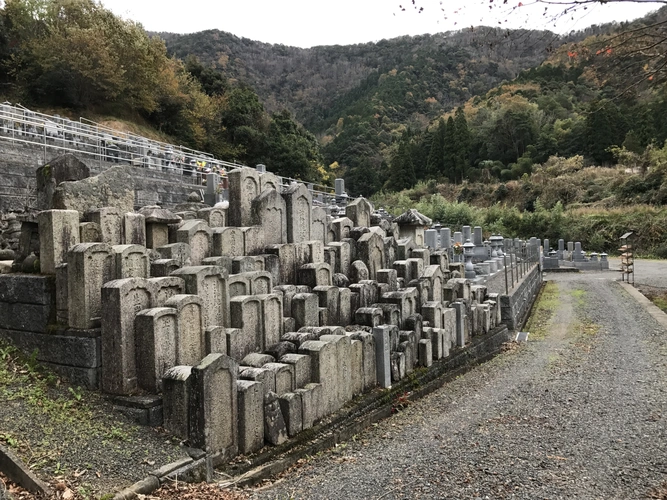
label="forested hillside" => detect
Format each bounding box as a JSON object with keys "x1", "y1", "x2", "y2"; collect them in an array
[
  {"x1": 161, "y1": 10, "x2": 667, "y2": 197},
  {"x1": 1, "y1": 0, "x2": 667, "y2": 207},
  {"x1": 162, "y1": 26, "x2": 583, "y2": 192},
  {"x1": 0, "y1": 0, "x2": 326, "y2": 182}
]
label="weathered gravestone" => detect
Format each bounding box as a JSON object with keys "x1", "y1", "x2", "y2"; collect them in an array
[
  {"x1": 228, "y1": 168, "x2": 260, "y2": 227},
  {"x1": 311, "y1": 207, "x2": 328, "y2": 244},
  {"x1": 135, "y1": 307, "x2": 177, "y2": 392},
  {"x1": 189, "y1": 353, "x2": 238, "y2": 460},
  {"x1": 176, "y1": 221, "x2": 212, "y2": 266},
  {"x1": 123, "y1": 213, "x2": 146, "y2": 246},
  {"x1": 171, "y1": 266, "x2": 228, "y2": 330},
  {"x1": 38, "y1": 209, "x2": 80, "y2": 274},
  {"x1": 345, "y1": 197, "x2": 372, "y2": 228},
  {"x1": 101, "y1": 278, "x2": 156, "y2": 394},
  {"x1": 282, "y1": 183, "x2": 312, "y2": 243},
  {"x1": 88, "y1": 207, "x2": 122, "y2": 246},
  {"x1": 67, "y1": 243, "x2": 113, "y2": 329},
  {"x1": 111, "y1": 244, "x2": 150, "y2": 279},
  {"x1": 251, "y1": 188, "x2": 286, "y2": 246},
  {"x1": 164, "y1": 294, "x2": 205, "y2": 366}
]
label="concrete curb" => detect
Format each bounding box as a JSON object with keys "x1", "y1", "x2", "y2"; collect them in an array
[
  {"x1": 0, "y1": 443, "x2": 53, "y2": 497},
  {"x1": 618, "y1": 281, "x2": 667, "y2": 330}
]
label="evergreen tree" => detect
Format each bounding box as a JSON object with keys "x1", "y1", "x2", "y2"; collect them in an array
[
  {"x1": 622, "y1": 130, "x2": 643, "y2": 154},
  {"x1": 443, "y1": 116, "x2": 458, "y2": 183},
  {"x1": 453, "y1": 107, "x2": 471, "y2": 181},
  {"x1": 585, "y1": 99, "x2": 627, "y2": 165},
  {"x1": 345, "y1": 157, "x2": 380, "y2": 197},
  {"x1": 266, "y1": 109, "x2": 323, "y2": 181},
  {"x1": 386, "y1": 132, "x2": 416, "y2": 192},
  {"x1": 426, "y1": 118, "x2": 446, "y2": 179}
]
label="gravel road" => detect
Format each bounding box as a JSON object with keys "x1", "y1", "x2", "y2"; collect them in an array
[
  {"x1": 251, "y1": 270, "x2": 667, "y2": 499},
  {"x1": 607, "y1": 257, "x2": 667, "y2": 289}
]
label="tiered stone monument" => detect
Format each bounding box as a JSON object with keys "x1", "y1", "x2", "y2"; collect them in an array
[{"x1": 20, "y1": 163, "x2": 536, "y2": 467}]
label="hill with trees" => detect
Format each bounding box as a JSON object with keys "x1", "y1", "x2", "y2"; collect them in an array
[
  {"x1": 160, "y1": 9, "x2": 667, "y2": 197},
  {"x1": 0, "y1": 0, "x2": 326, "y2": 183},
  {"x1": 2, "y1": 0, "x2": 667, "y2": 210}
]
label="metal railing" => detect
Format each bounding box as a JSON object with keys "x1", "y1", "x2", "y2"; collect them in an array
[
  {"x1": 0, "y1": 102, "x2": 340, "y2": 203},
  {"x1": 502, "y1": 240, "x2": 540, "y2": 294}
]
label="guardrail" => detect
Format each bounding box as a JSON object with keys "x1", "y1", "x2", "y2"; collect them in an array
[{"x1": 0, "y1": 102, "x2": 341, "y2": 204}]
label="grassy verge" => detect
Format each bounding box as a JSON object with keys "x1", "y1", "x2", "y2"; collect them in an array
[
  {"x1": 0, "y1": 338, "x2": 186, "y2": 499},
  {"x1": 638, "y1": 287, "x2": 667, "y2": 313},
  {"x1": 523, "y1": 281, "x2": 560, "y2": 340}
]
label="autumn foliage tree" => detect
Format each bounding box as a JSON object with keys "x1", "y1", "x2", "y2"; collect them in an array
[{"x1": 0, "y1": 0, "x2": 330, "y2": 182}]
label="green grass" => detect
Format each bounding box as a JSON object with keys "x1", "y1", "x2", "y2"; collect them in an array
[
  {"x1": 524, "y1": 281, "x2": 560, "y2": 339},
  {"x1": 650, "y1": 295, "x2": 667, "y2": 313},
  {"x1": 0, "y1": 339, "x2": 138, "y2": 473}
]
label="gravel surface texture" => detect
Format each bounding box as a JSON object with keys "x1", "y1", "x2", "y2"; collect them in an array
[
  {"x1": 0, "y1": 341, "x2": 188, "y2": 498},
  {"x1": 608, "y1": 257, "x2": 667, "y2": 290},
  {"x1": 251, "y1": 270, "x2": 667, "y2": 499}
]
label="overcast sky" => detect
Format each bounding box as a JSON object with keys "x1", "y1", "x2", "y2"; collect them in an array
[{"x1": 99, "y1": 0, "x2": 662, "y2": 48}]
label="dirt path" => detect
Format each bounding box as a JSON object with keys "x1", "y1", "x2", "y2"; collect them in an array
[{"x1": 250, "y1": 271, "x2": 667, "y2": 500}]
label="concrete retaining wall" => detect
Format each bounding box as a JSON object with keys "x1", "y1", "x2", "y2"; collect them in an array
[{"x1": 0, "y1": 143, "x2": 198, "y2": 211}]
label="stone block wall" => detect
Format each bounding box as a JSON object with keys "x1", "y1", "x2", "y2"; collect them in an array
[
  {"x1": 499, "y1": 264, "x2": 542, "y2": 331},
  {"x1": 0, "y1": 274, "x2": 101, "y2": 388}
]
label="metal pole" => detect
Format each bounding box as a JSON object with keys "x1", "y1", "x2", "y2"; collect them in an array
[
  {"x1": 504, "y1": 254, "x2": 509, "y2": 295},
  {"x1": 510, "y1": 246, "x2": 515, "y2": 287}
]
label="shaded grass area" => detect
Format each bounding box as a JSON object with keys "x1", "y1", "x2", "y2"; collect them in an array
[
  {"x1": 638, "y1": 286, "x2": 667, "y2": 313},
  {"x1": 0, "y1": 339, "x2": 187, "y2": 499},
  {"x1": 523, "y1": 281, "x2": 560, "y2": 340}
]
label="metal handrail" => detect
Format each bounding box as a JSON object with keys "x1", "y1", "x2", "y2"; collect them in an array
[{"x1": 0, "y1": 102, "x2": 340, "y2": 202}]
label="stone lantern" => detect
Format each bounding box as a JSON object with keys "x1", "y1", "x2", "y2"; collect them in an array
[
  {"x1": 492, "y1": 235, "x2": 505, "y2": 257},
  {"x1": 138, "y1": 205, "x2": 182, "y2": 249},
  {"x1": 464, "y1": 238, "x2": 476, "y2": 279},
  {"x1": 489, "y1": 236, "x2": 498, "y2": 258}
]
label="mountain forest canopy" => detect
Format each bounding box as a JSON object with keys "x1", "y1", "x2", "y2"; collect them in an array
[
  {"x1": 0, "y1": 0, "x2": 325, "y2": 182},
  {"x1": 0, "y1": 0, "x2": 667, "y2": 199}
]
